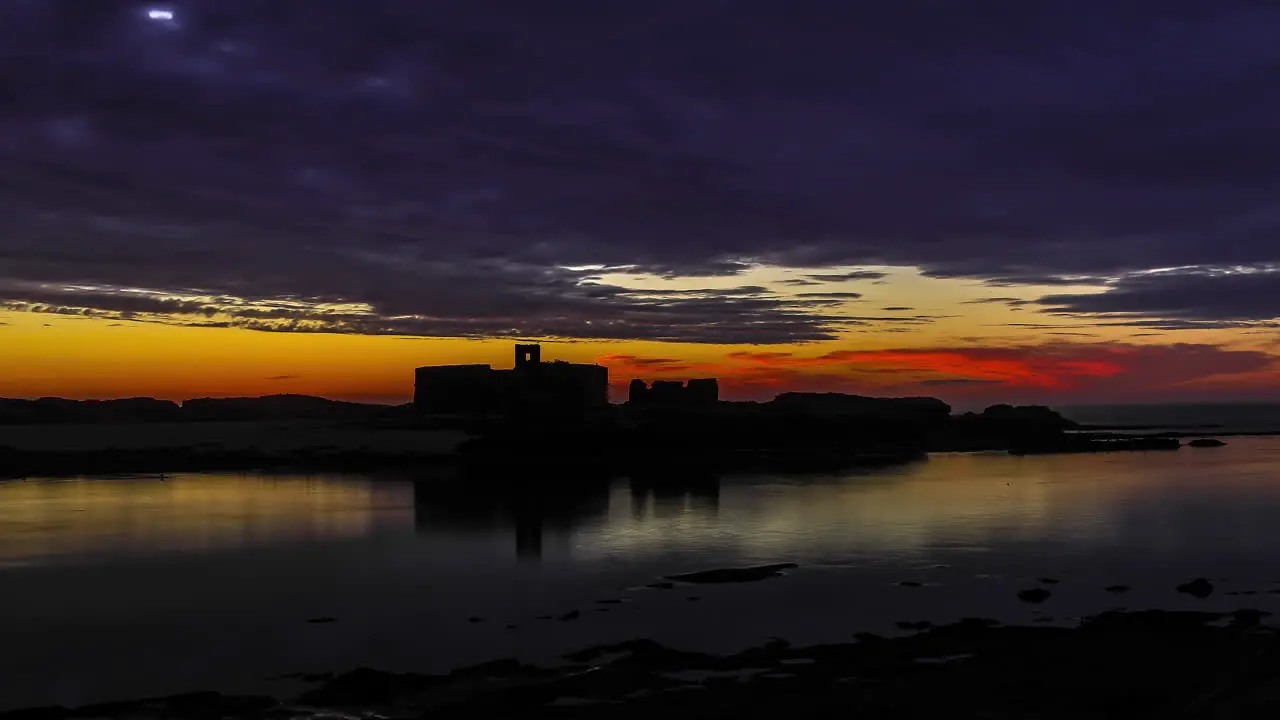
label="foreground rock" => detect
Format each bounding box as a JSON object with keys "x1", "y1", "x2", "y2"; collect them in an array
[
  {"x1": 1016, "y1": 587, "x2": 1052, "y2": 604},
  {"x1": 664, "y1": 563, "x2": 799, "y2": 584},
  {"x1": 0, "y1": 692, "x2": 276, "y2": 720},
  {"x1": 1009, "y1": 435, "x2": 1181, "y2": 455},
  {"x1": 1178, "y1": 578, "x2": 1216, "y2": 599},
  {"x1": 11, "y1": 609, "x2": 1280, "y2": 719}
]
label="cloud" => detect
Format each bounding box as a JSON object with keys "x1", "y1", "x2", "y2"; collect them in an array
[
  {"x1": 3, "y1": 2, "x2": 1280, "y2": 340},
  {"x1": 811, "y1": 348, "x2": 1124, "y2": 389},
  {"x1": 0, "y1": 274, "x2": 862, "y2": 344},
  {"x1": 596, "y1": 354, "x2": 687, "y2": 370},
  {"x1": 1036, "y1": 267, "x2": 1280, "y2": 323},
  {"x1": 716, "y1": 342, "x2": 1278, "y2": 398},
  {"x1": 963, "y1": 297, "x2": 1027, "y2": 305},
  {"x1": 918, "y1": 378, "x2": 1003, "y2": 387},
  {"x1": 960, "y1": 273, "x2": 1114, "y2": 288},
  {"x1": 804, "y1": 271, "x2": 889, "y2": 283},
  {"x1": 265, "y1": 375, "x2": 299, "y2": 381},
  {"x1": 620, "y1": 341, "x2": 1274, "y2": 403},
  {"x1": 843, "y1": 315, "x2": 949, "y2": 324},
  {"x1": 794, "y1": 292, "x2": 863, "y2": 300},
  {"x1": 727, "y1": 351, "x2": 801, "y2": 364},
  {"x1": 881, "y1": 306, "x2": 912, "y2": 311}
]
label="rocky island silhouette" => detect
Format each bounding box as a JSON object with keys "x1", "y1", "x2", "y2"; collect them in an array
[{"x1": 0, "y1": 344, "x2": 1251, "y2": 480}]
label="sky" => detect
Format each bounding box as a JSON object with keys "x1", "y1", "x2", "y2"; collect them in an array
[{"x1": 1, "y1": 0, "x2": 1279, "y2": 408}]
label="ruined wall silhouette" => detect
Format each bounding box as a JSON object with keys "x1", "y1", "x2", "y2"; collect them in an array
[{"x1": 414, "y1": 344, "x2": 608, "y2": 416}]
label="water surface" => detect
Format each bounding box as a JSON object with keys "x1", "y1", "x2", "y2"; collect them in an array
[{"x1": 3, "y1": 438, "x2": 1279, "y2": 709}]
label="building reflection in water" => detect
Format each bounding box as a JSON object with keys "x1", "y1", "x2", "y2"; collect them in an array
[
  {"x1": 412, "y1": 475, "x2": 611, "y2": 562},
  {"x1": 412, "y1": 471, "x2": 722, "y2": 561},
  {"x1": 628, "y1": 470, "x2": 721, "y2": 521}
]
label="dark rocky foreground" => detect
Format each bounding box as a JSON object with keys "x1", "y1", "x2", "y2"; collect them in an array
[{"x1": 8, "y1": 608, "x2": 1280, "y2": 720}]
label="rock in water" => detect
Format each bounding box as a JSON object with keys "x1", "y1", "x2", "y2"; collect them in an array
[
  {"x1": 1017, "y1": 588, "x2": 1052, "y2": 604},
  {"x1": 1188, "y1": 438, "x2": 1227, "y2": 448},
  {"x1": 1176, "y1": 578, "x2": 1215, "y2": 599},
  {"x1": 1230, "y1": 609, "x2": 1271, "y2": 627},
  {"x1": 665, "y1": 563, "x2": 799, "y2": 584}
]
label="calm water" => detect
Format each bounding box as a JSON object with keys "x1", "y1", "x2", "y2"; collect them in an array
[
  {"x1": 1058, "y1": 403, "x2": 1280, "y2": 433},
  {"x1": 3, "y1": 438, "x2": 1280, "y2": 709}
]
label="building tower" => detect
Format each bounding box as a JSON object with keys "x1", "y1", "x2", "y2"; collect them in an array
[{"x1": 514, "y1": 343, "x2": 541, "y2": 370}]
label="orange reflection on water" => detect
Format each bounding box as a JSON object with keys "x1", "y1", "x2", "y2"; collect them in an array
[
  {"x1": 0, "y1": 474, "x2": 408, "y2": 565},
  {"x1": 583, "y1": 442, "x2": 1280, "y2": 561}
]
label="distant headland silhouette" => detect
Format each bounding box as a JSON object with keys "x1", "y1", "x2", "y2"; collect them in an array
[{"x1": 1, "y1": 342, "x2": 1260, "y2": 479}]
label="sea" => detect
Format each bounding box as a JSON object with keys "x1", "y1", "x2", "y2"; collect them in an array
[
  {"x1": 1058, "y1": 402, "x2": 1280, "y2": 433},
  {"x1": 1, "y1": 404, "x2": 1280, "y2": 710}
]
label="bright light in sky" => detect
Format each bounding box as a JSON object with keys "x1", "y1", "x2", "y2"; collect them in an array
[{"x1": 146, "y1": 8, "x2": 176, "y2": 22}]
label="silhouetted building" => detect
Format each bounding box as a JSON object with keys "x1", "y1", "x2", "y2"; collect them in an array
[
  {"x1": 628, "y1": 378, "x2": 719, "y2": 408},
  {"x1": 414, "y1": 344, "x2": 608, "y2": 416}
]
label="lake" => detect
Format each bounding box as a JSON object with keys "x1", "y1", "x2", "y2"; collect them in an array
[{"x1": 3, "y1": 437, "x2": 1280, "y2": 710}]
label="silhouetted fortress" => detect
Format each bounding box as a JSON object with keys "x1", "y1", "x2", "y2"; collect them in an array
[
  {"x1": 414, "y1": 344, "x2": 609, "y2": 416},
  {"x1": 627, "y1": 378, "x2": 719, "y2": 408}
]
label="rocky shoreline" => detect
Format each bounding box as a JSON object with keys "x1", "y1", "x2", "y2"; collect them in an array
[
  {"x1": 5, "y1": 562, "x2": 1280, "y2": 718},
  {"x1": 0, "y1": 444, "x2": 455, "y2": 480},
  {"x1": 0, "y1": 396, "x2": 1264, "y2": 479},
  {"x1": 5, "y1": 604, "x2": 1280, "y2": 719},
  {"x1": 0, "y1": 428, "x2": 1250, "y2": 480}
]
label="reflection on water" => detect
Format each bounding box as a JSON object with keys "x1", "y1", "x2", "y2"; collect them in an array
[
  {"x1": 2, "y1": 437, "x2": 1280, "y2": 710},
  {"x1": 412, "y1": 479, "x2": 614, "y2": 562},
  {"x1": 4, "y1": 439, "x2": 1280, "y2": 570},
  {"x1": 0, "y1": 474, "x2": 407, "y2": 563},
  {"x1": 629, "y1": 472, "x2": 721, "y2": 522},
  {"x1": 411, "y1": 473, "x2": 722, "y2": 561}
]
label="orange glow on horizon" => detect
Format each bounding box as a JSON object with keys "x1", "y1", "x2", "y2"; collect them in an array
[{"x1": 4, "y1": 260, "x2": 1279, "y2": 410}]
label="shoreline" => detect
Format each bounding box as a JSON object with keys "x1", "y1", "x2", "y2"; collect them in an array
[
  {"x1": 0, "y1": 445, "x2": 456, "y2": 480},
  {"x1": 2, "y1": 429, "x2": 1274, "y2": 480},
  {"x1": 5, "y1": 605, "x2": 1279, "y2": 718}
]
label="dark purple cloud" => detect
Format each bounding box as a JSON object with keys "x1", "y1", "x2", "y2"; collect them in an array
[
  {"x1": 1037, "y1": 268, "x2": 1280, "y2": 323},
  {"x1": 3, "y1": 1, "x2": 1280, "y2": 340},
  {"x1": 0, "y1": 273, "x2": 875, "y2": 344},
  {"x1": 805, "y1": 271, "x2": 889, "y2": 283},
  {"x1": 795, "y1": 292, "x2": 864, "y2": 300}
]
